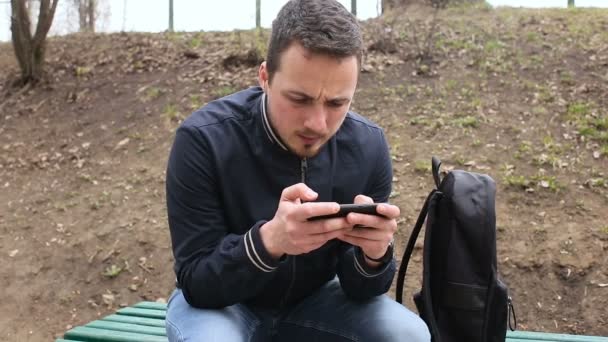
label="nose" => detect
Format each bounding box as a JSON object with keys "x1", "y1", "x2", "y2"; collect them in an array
[{"x1": 303, "y1": 104, "x2": 327, "y2": 134}]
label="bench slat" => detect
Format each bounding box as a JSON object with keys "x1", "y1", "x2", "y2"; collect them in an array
[
  {"x1": 508, "y1": 331, "x2": 608, "y2": 342},
  {"x1": 86, "y1": 320, "x2": 166, "y2": 336},
  {"x1": 133, "y1": 302, "x2": 168, "y2": 311},
  {"x1": 508, "y1": 340, "x2": 572, "y2": 342},
  {"x1": 62, "y1": 301, "x2": 608, "y2": 342},
  {"x1": 116, "y1": 307, "x2": 166, "y2": 319},
  {"x1": 64, "y1": 326, "x2": 167, "y2": 342},
  {"x1": 102, "y1": 314, "x2": 165, "y2": 327}
]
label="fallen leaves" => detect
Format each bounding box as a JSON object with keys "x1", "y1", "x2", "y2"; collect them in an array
[{"x1": 114, "y1": 138, "x2": 130, "y2": 151}]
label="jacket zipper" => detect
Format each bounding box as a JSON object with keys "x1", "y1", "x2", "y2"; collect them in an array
[
  {"x1": 280, "y1": 158, "x2": 307, "y2": 308},
  {"x1": 300, "y1": 157, "x2": 307, "y2": 183}
]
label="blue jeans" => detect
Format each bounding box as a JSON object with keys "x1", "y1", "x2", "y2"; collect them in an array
[{"x1": 165, "y1": 278, "x2": 430, "y2": 341}]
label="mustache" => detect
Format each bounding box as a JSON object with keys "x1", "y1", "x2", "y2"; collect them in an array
[{"x1": 297, "y1": 129, "x2": 324, "y2": 138}]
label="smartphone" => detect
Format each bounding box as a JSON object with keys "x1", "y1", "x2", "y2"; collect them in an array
[{"x1": 307, "y1": 203, "x2": 385, "y2": 221}]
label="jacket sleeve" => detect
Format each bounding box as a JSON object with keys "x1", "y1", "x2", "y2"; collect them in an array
[
  {"x1": 336, "y1": 128, "x2": 396, "y2": 300},
  {"x1": 166, "y1": 125, "x2": 282, "y2": 309}
]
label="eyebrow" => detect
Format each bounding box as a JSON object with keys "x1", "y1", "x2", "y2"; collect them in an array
[{"x1": 283, "y1": 90, "x2": 350, "y2": 103}]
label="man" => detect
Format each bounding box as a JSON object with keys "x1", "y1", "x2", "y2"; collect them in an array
[{"x1": 164, "y1": 0, "x2": 430, "y2": 341}]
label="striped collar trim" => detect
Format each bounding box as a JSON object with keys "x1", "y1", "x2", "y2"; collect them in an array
[{"x1": 260, "y1": 93, "x2": 288, "y2": 151}]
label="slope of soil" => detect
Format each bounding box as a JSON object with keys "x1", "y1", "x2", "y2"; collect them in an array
[{"x1": 0, "y1": 4, "x2": 606, "y2": 340}]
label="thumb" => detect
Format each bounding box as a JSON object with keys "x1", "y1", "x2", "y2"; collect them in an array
[
  {"x1": 354, "y1": 194, "x2": 374, "y2": 204},
  {"x1": 281, "y1": 183, "x2": 318, "y2": 202}
]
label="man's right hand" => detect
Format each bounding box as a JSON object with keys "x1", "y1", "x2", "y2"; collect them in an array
[{"x1": 259, "y1": 183, "x2": 352, "y2": 259}]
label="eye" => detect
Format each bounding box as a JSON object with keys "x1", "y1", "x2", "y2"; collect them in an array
[
  {"x1": 327, "y1": 100, "x2": 346, "y2": 108},
  {"x1": 290, "y1": 97, "x2": 309, "y2": 104}
]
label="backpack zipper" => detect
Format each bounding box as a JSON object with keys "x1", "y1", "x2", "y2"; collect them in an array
[{"x1": 508, "y1": 296, "x2": 517, "y2": 331}]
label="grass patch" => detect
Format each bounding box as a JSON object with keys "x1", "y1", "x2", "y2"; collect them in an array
[
  {"x1": 533, "y1": 153, "x2": 565, "y2": 169},
  {"x1": 504, "y1": 175, "x2": 529, "y2": 188},
  {"x1": 588, "y1": 178, "x2": 606, "y2": 187},
  {"x1": 102, "y1": 264, "x2": 123, "y2": 278},
  {"x1": 559, "y1": 71, "x2": 575, "y2": 86},
  {"x1": 163, "y1": 103, "x2": 183, "y2": 123},
  {"x1": 145, "y1": 87, "x2": 162, "y2": 101},
  {"x1": 414, "y1": 160, "x2": 432, "y2": 173},
  {"x1": 503, "y1": 172, "x2": 563, "y2": 192},
  {"x1": 518, "y1": 141, "x2": 532, "y2": 154},
  {"x1": 187, "y1": 32, "x2": 205, "y2": 49},
  {"x1": 566, "y1": 102, "x2": 607, "y2": 147},
  {"x1": 445, "y1": 79, "x2": 458, "y2": 91},
  {"x1": 453, "y1": 116, "x2": 479, "y2": 128},
  {"x1": 532, "y1": 174, "x2": 562, "y2": 192},
  {"x1": 214, "y1": 86, "x2": 237, "y2": 99},
  {"x1": 409, "y1": 115, "x2": 431, "y2": 126},
  {"x1": 526, "y1": 32, "x2": 539, "y2": 43},
  {"x1": 567, "y1": 102, "x2": 591, "y2": 120},
  {"x1": 75, "y1": 66, "x2": 92, "y2": 77},
  {"x1": 484, "y1": 39, "x2": 504, "y2": 53},
  {"x1": 189, "y1": 94, "x2": 202, "y2": 109},
  {"x1": 542, "y1": 135, "x2": 565, "y2": 154}
]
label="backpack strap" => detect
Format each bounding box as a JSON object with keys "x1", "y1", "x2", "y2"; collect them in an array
[
  {"x1": 397, "y1": 157, "x2": 442, "y2": 303},
  {"x1": 432, "y1": 156, "x2": 442, "y2": 188},
  {"x1": 421, "y1": 194, "x2": 442, "y2": 341},
  {"x1": 396, "y1": 189, "x2": 436, "y2": 303}
]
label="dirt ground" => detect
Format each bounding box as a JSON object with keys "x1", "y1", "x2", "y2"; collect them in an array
[{"x1": 0, "y1": 3, "x2": 607, "y2": 341}]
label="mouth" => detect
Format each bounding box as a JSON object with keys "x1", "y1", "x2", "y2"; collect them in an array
[{"x1": 297, "y1": 134, "x2": 321, "y2": 146}]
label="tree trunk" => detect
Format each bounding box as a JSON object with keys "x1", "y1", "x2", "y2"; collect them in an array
[
  {"x1": 87, "y1": 0, "x2": 95, "y2": 32},
  {"x1": 122, "y1": 0, "x2": 127, "y2": 31},
  {"x1": 78, "y1": 1, "x2": 87, "y2": 31},
  {"x1": 169, "y1": 0, "x2": 174, "y2": 32},
  {"x1": 381, "y1": 0, "x2": 398, "y2": 14},
  {"x1": 256, "y1": 0, "x2": 261, "y2": 28},
  {"x1": 351, "y1": 0, "x2": 357, "y2": 16},
  {"x1": 76, "y1": 0, "x2": 95, "y2": 32},
  {"x1": 10, "y1": 0, "x2": 59, "y2": 85}
]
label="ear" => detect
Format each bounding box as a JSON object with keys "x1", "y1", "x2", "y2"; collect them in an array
[{"x1": 258, "y1": 61, "x2": 268, "y2": 91}]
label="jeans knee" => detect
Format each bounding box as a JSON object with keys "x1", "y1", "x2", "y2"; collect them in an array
[
  {"x1": 399, "y1": 316, "x2": 431, "y2": 342},
  {"x1": 165, "y1": 318, "x2": 184, "y2": 342},
  {"x1": 165, "y1": 289, "x2": 258, "y2": 342},
  {"x1": 366, "y1": 316, "x2": 430, "y2": 342}
]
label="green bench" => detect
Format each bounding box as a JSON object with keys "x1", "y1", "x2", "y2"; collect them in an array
[{"x1": 57, "y1": 301, "x2": 608, "y2": 342}]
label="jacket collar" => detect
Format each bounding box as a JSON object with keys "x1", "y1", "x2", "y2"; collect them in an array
[{"x1": 260, "y1": 92, "x2": 289, "y2": 151}]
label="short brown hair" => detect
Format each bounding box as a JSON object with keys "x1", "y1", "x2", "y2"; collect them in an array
[{"x1": 266, "y1": 0, "x2": 363, "y2": 83}]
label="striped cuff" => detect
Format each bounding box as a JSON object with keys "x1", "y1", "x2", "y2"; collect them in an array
[
  {"x1": 353, "y1": 247, "x2": 391, "y2": 278},
  {"x1": 244, "y1": 221, "x2": 279, "y2": 273}
]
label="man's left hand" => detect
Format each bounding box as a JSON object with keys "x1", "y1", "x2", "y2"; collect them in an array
[{"x1": 337, "y1": 195, "x2": 399, "y2": 266}]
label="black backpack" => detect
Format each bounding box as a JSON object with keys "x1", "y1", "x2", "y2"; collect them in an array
[{"x1": 396, "y1": 157, "x2": 516, "y2": 342}]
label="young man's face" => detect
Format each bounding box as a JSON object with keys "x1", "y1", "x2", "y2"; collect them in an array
[{"x1": 258, "y1": 42, "x2": 359, "y2": 158}]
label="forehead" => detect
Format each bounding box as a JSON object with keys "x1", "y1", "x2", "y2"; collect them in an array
[
  {"x1": 274, "y1": 43, "x2": 359, "y2": 92},
  {"x1": 279, "y1": 41, "x2": 357, "y2": 67}
]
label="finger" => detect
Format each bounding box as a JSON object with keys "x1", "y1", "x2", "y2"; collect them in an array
[
  {"x1": 337, "y1": 234, "x2": 376, "y2": 249},
  {"x1": 376, "y1": 203, "x2": 400, "y2": 219},
  {"x1": 281, "y1": 183, "x2": 318, "y2": 202},
  {"x1": 306, "y1": 217, "x2": 352, "y2": 234},
  {"x1": 292, "y1": 202, "x2": 341, "y2": 222},
  {"x1": 346, "y1": 212, "x2": 397, "y2": 233},
  {"x1": 343, "y1": 226, "x2": 389, "y2": 241},
  {"x1": 354, "y1": 194, "x2": 374, "y2": 205},
  {"x1": 302, "y1": 228, "x2": 347, "y2": 246}
]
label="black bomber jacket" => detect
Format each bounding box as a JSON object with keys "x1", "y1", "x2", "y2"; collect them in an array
[{"x1": 166, "y1": 86, "x2": 396, "y2": 309}]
